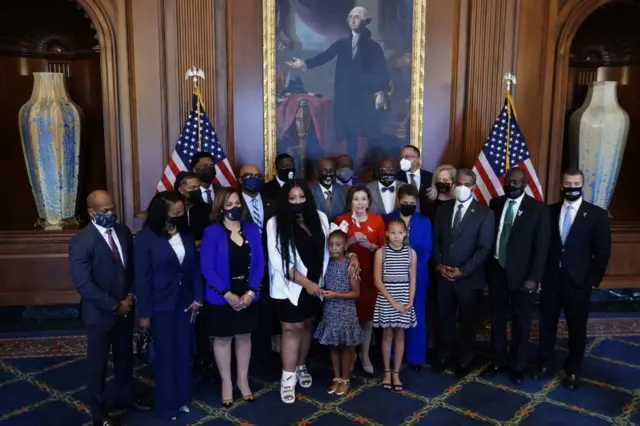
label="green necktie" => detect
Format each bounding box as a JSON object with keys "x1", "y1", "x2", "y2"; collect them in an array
[{"x1": 498, "y1": 200, "x2": 516, "y2": 267}]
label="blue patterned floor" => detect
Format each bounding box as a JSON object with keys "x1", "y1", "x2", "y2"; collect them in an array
[{"x1": 0, "y1": 318, "x2": 639, "y2": 425}]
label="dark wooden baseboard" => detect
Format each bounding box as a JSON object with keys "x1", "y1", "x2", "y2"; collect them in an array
[{"x1": 1, "y1": 222, "x2": 639, "y2": 306}]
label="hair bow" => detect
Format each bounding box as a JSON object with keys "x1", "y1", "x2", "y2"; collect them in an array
[{"x1": 329, "y1": 221, "x2": 349, "y2": 233}]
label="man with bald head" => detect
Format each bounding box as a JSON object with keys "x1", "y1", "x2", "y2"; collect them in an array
[
  {"x1": 310, "y1": 157, "x2": 347, "y2": 222},
  {"x1": 239, "y1": 164, "x2": 279, "y2": 361},
  {"x1": 366, "y1": 156, "x2": 406, "y2": 216},
  {"x1": 69, "y1": 190, "x2": 149, "y2": 426},
  {"x1": 483, "y1": 167, "x2": 550, "y2": 384}
]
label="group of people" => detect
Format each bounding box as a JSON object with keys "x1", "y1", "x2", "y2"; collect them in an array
[{"x1": 69, "y1": 144, "x2": 611, "y2": 426}]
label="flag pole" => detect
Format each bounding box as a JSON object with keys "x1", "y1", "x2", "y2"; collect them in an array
[
  {"x1": 503, "y1": 72, "x2": 516, "y2": 171},
  {"x1": 185, "y1": 66, "x2": 206, "y2": 151}
]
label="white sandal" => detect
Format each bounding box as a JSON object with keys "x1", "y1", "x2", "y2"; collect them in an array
[
  {"x1": 280, "y1": 373, "x2": 297, "y2": 404},
  {"x1": 296, "y1": 365, "x2": 312, "y2": 388}
]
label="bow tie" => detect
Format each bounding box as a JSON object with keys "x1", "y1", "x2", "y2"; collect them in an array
[{"x1": 381, "y1": 186, "x2": 395, "y2": 193}]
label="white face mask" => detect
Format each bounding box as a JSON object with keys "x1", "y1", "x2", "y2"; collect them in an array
[
  {"x1": 454, "y1": 185, "x2": 472, "y2": 202},
  {"x1": 399, "y1": 158, "x2": 412, "y2": 172}
]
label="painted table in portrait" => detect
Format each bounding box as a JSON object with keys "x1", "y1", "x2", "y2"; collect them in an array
[{"x1": 263, "y1": 0, "x2": 427, "y2": 181}]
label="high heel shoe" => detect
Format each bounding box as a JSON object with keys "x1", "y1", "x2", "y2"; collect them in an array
[
  {"x1": 242, "y1": 394, "x2": 255, "y2": 402},
  {"x1": 221, "y1": 399, "x2": 233, "y2": 408}
]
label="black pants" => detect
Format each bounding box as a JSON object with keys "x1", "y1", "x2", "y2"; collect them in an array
[
  {"x1": 85, "y1": 318, "x2": 133, "y2": 422},
  {"x1": 488, "y1": 261, "x2": 536, "y2": 372},
  {"x1": 437, "y1": 281, "x2": 481, "y2": 367},
  {"x1": 538, "y1": 268, "x2": 592, "y2": 375}
]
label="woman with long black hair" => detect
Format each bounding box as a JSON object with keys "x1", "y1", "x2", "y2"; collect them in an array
[{"x1": 266, "y1": 180, "x2": 359, "y2": 404}]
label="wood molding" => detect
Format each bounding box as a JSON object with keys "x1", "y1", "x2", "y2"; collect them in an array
[{"x1": 459, "y1": 0, "x2": 518, "y2": 168}]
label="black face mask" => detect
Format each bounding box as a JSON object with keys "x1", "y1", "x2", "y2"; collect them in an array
[
  {"x1": 197, "y1": 166, "x2": 215, "y2": 184},
  {"x1": 277, "y1": 168, "x2": 295, "y2": 182},
  {"x1": 185, "y1": 189, "x2": 201, "y2": 204},
  {"x1": 400, "y1": 204, "x2": 417, "y2": 217},
  {"x1": 318, "y1": 172, "x2": 335, "y2": 188},
  {"x1": 562, "y1": 186, "x2": 583, "y2": 202},
  {"x1": 290, "y1": 202, "x2": 306, "y2": 215},
  {"x1": 435, "y1": 182, "x2": 451, "y2": 194},
  {"x1": 504, "y1": 185, "x2": 525, "y2": 199},
  {"x1": 167, "y1": 214, "x2": 189, "y2": 233},
  {"x1": 379, "y1": 174, "x2": 396, "y2": 187}
]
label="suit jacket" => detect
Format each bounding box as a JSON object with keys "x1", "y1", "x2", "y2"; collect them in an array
[
  {"x1": 366, "y1": 180, "x2": 406, "y2": 216},
  {"x1": 68, "y1": 223, "x2": 134, "y2": 327},
  {"x1": 261, "y1": 179, "x2": 282, "y2": 202},
  {"x1": 133, "y1": 227, "x2": 204, "y2": 319},
  {"x1": 310, "y1": 182, "x2": 347, "y2": 222},
  {"x1": 244, "y1": 193, "x2": 274, "y2": 296},
  {"x1": 188, "y1": 199, "x2": 211, "y2": 242},
  {"x1": 432, "y1": 199, "x2": 495, "y2": 289},
  {"x1": 544, "y1": 200, "x2": 611, "y2": 289},
  {"x1": 201, "y1": 222, "x2": 266, "y2": 305},
  {"x1": 489, "y1": 195, "x2": 550, "y2": 289},
  {"x1": 396, "y1": 169, "x2": 433, "y2": 211}
]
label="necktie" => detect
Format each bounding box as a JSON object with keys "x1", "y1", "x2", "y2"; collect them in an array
[
  {"x1": 410, "y1": 173, "x2": 417, "y2": 188},
  {"x1": 498, "y1": 200, "x2": 516, "y2": 268},
  {"x1": 325, "y1": 190, "x2": 333, "y2": 217},
  {"x1": 252, "y1": 198, "x2": 263, "y2": 231},
  {"x1": 205, "y1": 189, "x2": 212, "y2": 204},
  {"x1": 106, "y1": 229, "x2": 122, "y2": 264},
  {"x1": 381, "y1": 186, "x2": 395, "y2": 193},
  {"x1": 561, "y1": 205, "x2": 573, "y2": 245},
  {"x1": 452, "y1": 204, "x2": 463, "y2": 230}
]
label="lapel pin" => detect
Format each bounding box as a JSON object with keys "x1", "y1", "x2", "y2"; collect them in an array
[
  {"x1": 517, "y1": 210, "x2": 523, "y2": 217},
  {"x1": 583, "y1": 212, "x2": 587, "y2": 217},
  {"x1": 471, "y1": 209, "x2": 475, "y2": 213}
]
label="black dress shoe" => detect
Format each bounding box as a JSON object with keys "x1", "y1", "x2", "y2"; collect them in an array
[
  {"x1": 481, "y1": 363, "x2": 501, "y2": 377},
  {"x1": 430, "y1": 359, "x2": 446, "y2": 374},
  {"x1": 113, "y1": 397, "x2": 152, "y2": 411},
  {"x1": 532, "y1": 366, "x2": 552, "y2": 380},
  {"x1": 455, "y1": 363, "x2": 471, "y2": 378},
  {"x1": 508, "y1": 369, "x2": 524, "y2": 384},
  {"x1": 408, "y1": 363, "x2": 422, "y2": 372},
  {"x1": 562, "y1": 374, "x2": 580, "y2": 390}
]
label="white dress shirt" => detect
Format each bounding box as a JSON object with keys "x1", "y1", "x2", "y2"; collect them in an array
[
  {"x1": 495, "y1": 193, "x2": 525, "y2": 258},
  {"x1": 168, "y1": 233, "x2": 185, "y2": 264},
  {"x1": 451, "y1": 196, "x2": 473, "y2": 227},
  {"x1": 351, "y1": 31, "x2": 359, "y2": 57},
  {"x1": 276, "y1": 176, "x2": 286, "y2": 187},
  {"x1": 406, "y1": 170, "x2": 421, "y2": 190},
  {"x1": 242, "y1": 192, "x2": 264, "y2": 225},
  {"x1": 93, "y1": 221, "x2": 124, "y2": 266},
  {"x1": 559, "y1": 197, "x2": 582, "y2": 235},
  {"x1": 200, "y1": 185, "x2": 214, "y2": 203},
  {"x1": 378, "y1": 181, "x2": 397, "y2": 215},
  {"x1": 267, "y1": 211, "x2": 330, "y2": 305},
  {"x1": 322, "y1": 185, "x2": 334, "y2": 200}
]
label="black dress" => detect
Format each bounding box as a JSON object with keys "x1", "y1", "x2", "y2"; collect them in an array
[
  {"x1": 207, "y1": 231, "x2": 258, "y2": 337},
  {"x1": 275, "y1": 223, "x2": 324, "y2": 323}
]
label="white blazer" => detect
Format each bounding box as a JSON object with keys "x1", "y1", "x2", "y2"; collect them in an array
[{"x1": 266, "y1": 210, "x2": 330, "y2": 306}]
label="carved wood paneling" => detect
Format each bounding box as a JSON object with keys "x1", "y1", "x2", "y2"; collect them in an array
[
  {"x1": 175, "y1": 0, "x2": 217, "y2": 134},
  {"x1": 459, "y1": 0, "x2": 518, "y2": 167}
]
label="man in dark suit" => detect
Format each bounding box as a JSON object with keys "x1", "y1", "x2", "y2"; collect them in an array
[
  {"x1": 366, "y1": 156, "x2": 406, "y2": 216},
  {"x1": 431, "y1": 169, "x2": 495, "y2": 377},
  {"x1": 239, "y1": 164, "x2": 279, "y2": 361},
  {"x1": 310, "y1": 157, "x2": 347, "y2": 222},
  {"x1": 68, "y1": 190, "x2": 150, "y2": 426},
  {"x1": 261, "y1": 153, "x2": 296, "y2": 201},
  {"x1": 483, "y1": 167, "x2": 550, "y2": 384},
  {"x1": 190, "y1": 152, "x2": 223, "y2": 205},
  {"x1": 533, "y1": 168, "x2": 611, "y2": 389},
  {"x1": 395, "y1": 144, "x2": 433, "y2": 215}
]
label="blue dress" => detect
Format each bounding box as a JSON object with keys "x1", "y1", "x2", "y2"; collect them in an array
[{"x1": 314, "y1": 259, "x2": 364, "y2": 346}]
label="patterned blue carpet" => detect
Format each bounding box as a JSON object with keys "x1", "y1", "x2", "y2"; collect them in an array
[{"x1": 0, "y1": 316, "x2": 639, "y2": 425}]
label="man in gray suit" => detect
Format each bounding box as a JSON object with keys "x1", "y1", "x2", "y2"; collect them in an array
[
  {"x1": 310, "y1": 158, "x2": 347, "y2": 222},
  {"x1": 366, "y1": 156, "x2": 406, "y2": 216},
  {"x1": 431, "y1": 168, "x2": 495, "y2": 377}
]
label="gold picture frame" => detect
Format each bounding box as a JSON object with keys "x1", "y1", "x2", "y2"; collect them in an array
[{"x1": 262, "y1": 0, "x2": 427, "y2": 179}]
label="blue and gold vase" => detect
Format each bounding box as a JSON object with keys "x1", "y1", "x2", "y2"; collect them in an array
[{"x1": 18, "y1": 72, "x2": 83, "y2": 230}]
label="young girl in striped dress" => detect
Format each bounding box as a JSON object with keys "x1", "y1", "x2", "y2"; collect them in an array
[{"x1": 373, "y1": 218, "x2": 417, "y2": 392}]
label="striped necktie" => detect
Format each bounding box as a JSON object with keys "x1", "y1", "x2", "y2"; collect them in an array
[
  {"x1": 561, "y1": 205, "x2": 573, "y2": 245},
  {"x1": 251, "y1": 198, "x2": 263, "y2": 231}
]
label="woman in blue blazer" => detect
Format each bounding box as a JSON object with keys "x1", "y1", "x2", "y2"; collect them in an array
[
  {"x1": 200, "y1": 187, "x2": 265, "y2": 407},
  {"x1": 135, "y1": 191, "x2": 204, "y2": 420},
  {"x1": 387, "y1": 184, "x2": 432, "y2": 369}
]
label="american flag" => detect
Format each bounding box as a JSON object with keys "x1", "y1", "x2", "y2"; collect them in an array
[
  {"x1": 156, "y1": 91, "x2": 238, "y2": 192},
  {"x1": 472, "y1": 94, "x2": 544, "y2": 205}
]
